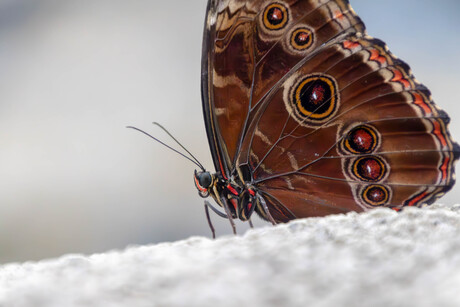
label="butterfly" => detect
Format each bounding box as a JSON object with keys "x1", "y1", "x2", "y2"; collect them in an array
[{"x1": 192, "y1": 0, "x2": 459, "y2": 237}]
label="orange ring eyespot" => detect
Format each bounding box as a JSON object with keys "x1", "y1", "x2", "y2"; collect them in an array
[
  {"x1": 362, "y1": 185, "x2": 390, "y2": 206},
  {"x1": 343, "y1": 125, "x2": 379, "y2": 154},
  {"x1": 293, "y1": 74, "x2": 338, "y2": 121},
  {"x1": 263, "y1": 3, "x2": 289, "y2": 30},
  {"x1": 290, "y1": 27, "x2": 314, "y2": 51},
  {"x1": 352, "y1": 156, "x2": 387, "y2": 182}
]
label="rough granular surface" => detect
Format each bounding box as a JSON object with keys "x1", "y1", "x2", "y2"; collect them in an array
[{"x1": 1, "y1": 205, "x2": 460, "y2": 307}]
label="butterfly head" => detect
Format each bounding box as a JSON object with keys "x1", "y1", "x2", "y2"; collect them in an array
[{"x1": 194, "y1": 170, "x2": 214, "y2": 198}]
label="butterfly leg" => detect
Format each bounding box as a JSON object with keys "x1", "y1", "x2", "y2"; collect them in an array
[
  {"x1": 204, "y1": 201, "x2": 216, "y2": 239},
  {"x1": 204, "y1": 200, "x2": 229, "y2": 218},
  {"x1": 211, "y1": 185, "x2": 237, "y2": 235},
  {"x1": 257, "y1": 194, "x2": 277, "y2": 225},
  {"x1": 219, "y1": 195, "x2": 237, "y2": 236},
  {"x1": 204, "y1": 200, "x2": 234, "y2": 239}
]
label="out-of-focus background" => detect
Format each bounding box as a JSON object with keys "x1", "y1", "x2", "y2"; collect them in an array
[{"x1": 0, "y1": 0, "x2": 458, "y2": 263}]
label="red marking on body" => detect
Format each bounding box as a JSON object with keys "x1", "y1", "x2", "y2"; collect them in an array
[
  {"x1": 248, "y1": 189, "x2": 255, "y2": 197},
  {"x1": 218, "y1": 157, "x2": 228, "y2": 180},
  {"x1": 433, "y1": 120, "x2": 448, "y2": 147},
  {"x1": 392, "y1": 207, "x2": 401, "y2": 212},
  {"x1": 227, "y1": 184, "x2": 239, "y2": 196},
  {"x1": 440, "y1": 156, "x2": 450, "y2": 182},
  {"x1": 407, "y1": 192, "x2": 428, "y2": 207},
  {"x1": 194, "y1": 176, "x2": 207, "y2": 193},
  {"x1": 248, "y1": 202, "x2": 253, "y2": 211},
  {"x1": 412, "y1": 92, "x2": 432, "y2": 115},
  {"x1": 391, "y1": 69, "x2": 411, "y2": 89},
  {"x1": 343, "y1": 40, "x2": 360, "y2": 50},
  {"x1": 230, "y1": 198, "x2": 238, "y2": 210},
  {"x1": 369, "y1": 49, "x2": 386, "y2": 65}
]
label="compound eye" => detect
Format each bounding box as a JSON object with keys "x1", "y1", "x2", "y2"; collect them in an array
[{"x1": 199, "y1": 172, "x2": 212, "y2": 188}]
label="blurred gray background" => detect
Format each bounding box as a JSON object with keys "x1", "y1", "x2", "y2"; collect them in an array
[{"x1": 0, "y1": 0, "x2": 458, "y2": 263}]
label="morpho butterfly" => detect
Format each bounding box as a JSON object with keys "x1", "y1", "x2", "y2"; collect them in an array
[{"x1": 192, "y1": 0, "x2": 459, "y2": 236}]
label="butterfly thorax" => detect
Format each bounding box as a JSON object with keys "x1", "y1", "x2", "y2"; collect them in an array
[{"x1": 194, "y1": 170, "x2": 257, "y2": 221}]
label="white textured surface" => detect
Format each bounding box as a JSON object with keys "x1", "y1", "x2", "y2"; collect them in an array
[{"x1": 1, "y1": 205, "x2": 460, "y2": 307}]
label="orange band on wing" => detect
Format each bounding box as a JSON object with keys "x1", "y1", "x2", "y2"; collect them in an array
[
  {"x1": 440, "y1": 156, "x2": 450, "y2": 182},
  {"x1": 406, "y1": 191, "x2": 428, "y2": 207},
  {"x1": 343, "y1": 40, "x2": 360, "y2": 50},
  {"x1": 433, "y1": 120, "x2": 448, "y2": 147},
  {"x1": 369, "y1": 49, "x2": 386, "y2": 65},
  {"x1": 391, "y1": 68, "x2": 411, "y2": 89},
  {"x1": 333, "y1": 10, "x2": 344, "y2": 20},
  {"x1": 412, "y1": 92, "x2": 432, "y2": 115}
]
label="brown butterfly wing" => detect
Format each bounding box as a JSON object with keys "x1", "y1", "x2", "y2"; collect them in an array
[
  {"x1": 202, "y1": 0, "x2": 364, "y2": 177},
  {"x1": 237, "y1": 33, "x2": 459, "y2": 222},
  {"x1": 202, "y1": 0, "x2": 459, "y2": 223}
]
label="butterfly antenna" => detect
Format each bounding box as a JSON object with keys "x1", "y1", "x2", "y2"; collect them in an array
[
  {"x1": 152, "y1": 122, "x2": 205, "y2": 170},
  {"x1": 127, "y1": 126, "x2": 205, "y2": 171}
]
